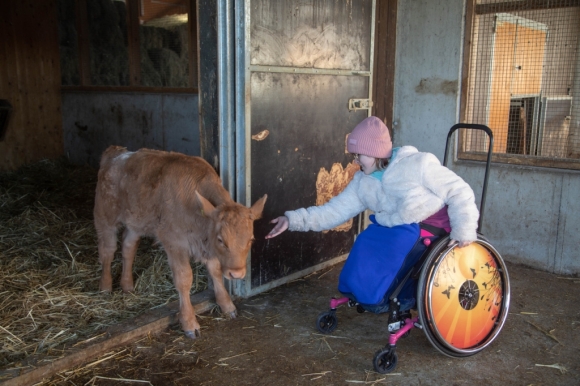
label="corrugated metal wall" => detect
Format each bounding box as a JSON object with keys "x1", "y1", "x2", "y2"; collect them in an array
[{"x1": 0, "y1": 1, "x2": 64, "y2": 171}]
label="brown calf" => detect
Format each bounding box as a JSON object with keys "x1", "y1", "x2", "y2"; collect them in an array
[{"x1": 94, "y1": 146, "x2": 267, "y2": 338}]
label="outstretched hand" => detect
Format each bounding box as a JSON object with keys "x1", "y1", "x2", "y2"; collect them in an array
[
  {"x1": 448, "y1": 239, "x2": 472, "y2": 248},
  {"x1": 265, "y1": 216, "x2": 289, "y2": 239}
]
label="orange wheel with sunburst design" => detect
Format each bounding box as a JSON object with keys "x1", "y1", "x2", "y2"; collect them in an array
[{"x1": 417, "y1": 236, "x2": 510, "y2": 357}]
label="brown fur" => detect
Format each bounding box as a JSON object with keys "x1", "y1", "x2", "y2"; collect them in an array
[{"x1": 94, "y1": 146, "x2": 267, "y2": 338}]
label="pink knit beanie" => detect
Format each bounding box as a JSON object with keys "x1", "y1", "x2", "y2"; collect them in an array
[{"x1": 347, "y1": 116, "x2": 392, "y2": 158}]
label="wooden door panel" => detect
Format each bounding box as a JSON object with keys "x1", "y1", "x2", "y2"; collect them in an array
[
  {"x1": 512, "y1": 26, "x2": 545, "y2": 95},
  {"x1": 489, "y1": 17, "x2": 546, "y2": 153},
  {"x1": 489, "y1": 22, "x2": 516, "y2": 153}
]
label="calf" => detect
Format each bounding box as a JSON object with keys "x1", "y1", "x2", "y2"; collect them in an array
[{"x1": 94, "y1": 146, "x2": 267, "y2": 338}]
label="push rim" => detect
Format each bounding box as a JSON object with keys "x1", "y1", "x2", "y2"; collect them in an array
[{"x1": 417, "y1": 236, "x2": 511, "y2": 357}]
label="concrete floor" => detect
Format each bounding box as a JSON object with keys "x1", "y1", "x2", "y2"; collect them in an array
[{"x1": 25, "y1": 260, "x2": 580, "y2": 386}]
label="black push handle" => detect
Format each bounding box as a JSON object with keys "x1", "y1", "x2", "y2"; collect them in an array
[{"x1": 443, "y1": 123, "x2": 493, "y2": 231}]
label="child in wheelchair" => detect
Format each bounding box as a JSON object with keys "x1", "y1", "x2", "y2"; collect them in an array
[{"x1": 265, "y1": 115, "x2": 479, "y2": 313}]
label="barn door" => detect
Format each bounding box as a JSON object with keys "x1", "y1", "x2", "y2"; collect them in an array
[
  {"x1": 488, "y1": 13, "x2": 547, "y2": 153},
  {"x1": 233, "y1": 0, "x2": 375, "y2": 297}
]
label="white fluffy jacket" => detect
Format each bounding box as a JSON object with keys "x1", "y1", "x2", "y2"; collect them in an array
[{"x1": 285, "y1": 146, "x2": 479, "y2": 243}]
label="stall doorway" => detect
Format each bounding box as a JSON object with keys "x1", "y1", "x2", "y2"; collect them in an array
[
  {"x1": 489, "y1": 13, "x2": 547, "y2": 154},
  {"x1": 234, "y1": 0, "x2": 376, "y2": 296}
]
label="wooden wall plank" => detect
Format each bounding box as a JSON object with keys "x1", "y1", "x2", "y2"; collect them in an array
[
  {"x1": 197, "y1": 0, "x2": 219, "y2": 170},
  {"x1": 373, "y1": 1, "x2": 388, "y2": 120},
  {"x1": 127, "y1": 0, "x2": 142, "y2": 86},
  {"x1": 459, "y1": 0, "x2": 475, "y2": 123},
  {"x1": 0, "y1": 0, "x2": 63, "y2": 171},
  {"x1": 188, "y1": 0, "x2": 198, "y2": 88},
  {"x1": 372, "y1": 0, "x2": 397, "y2": 134},
  {"x1": 0, "y1": 2, "x2": 25, "y2": 169},
  {"x1": 75, "y1": 0, "x2": 91, "y2": 86}
]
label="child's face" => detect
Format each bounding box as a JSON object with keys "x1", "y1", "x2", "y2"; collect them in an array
[{"x1": 354, "y1": 154, "x2": 378, "y2": 175}]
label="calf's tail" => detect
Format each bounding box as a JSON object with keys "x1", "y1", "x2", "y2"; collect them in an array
[{"x1": 100, "y1": 145, "x2": 128, "y2": 169}]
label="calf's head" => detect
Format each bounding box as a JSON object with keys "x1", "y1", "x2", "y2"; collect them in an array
[{"x1": 196, "y1": 192, "x2": 267, "y2": 279}]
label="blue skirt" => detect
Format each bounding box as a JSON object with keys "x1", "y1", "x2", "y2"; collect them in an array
[{"x1": 338, "y1": 216, "x2": 420, "y2": 307}]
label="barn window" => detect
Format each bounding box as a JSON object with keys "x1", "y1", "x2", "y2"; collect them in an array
[
  {"x1": 57, "y1": 0, "x2": 197, "y2": 91},
  {"x1": 461, "y1": 0, "x2": 580, "y2": 169}
]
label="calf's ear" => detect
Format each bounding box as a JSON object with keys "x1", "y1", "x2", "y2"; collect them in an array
[
  {"x1": 250, "y1": 194, "x2": 267, "y2": 220},
  {"x1": 195, "y1": 191, "x2": 216, "y2": 216}
]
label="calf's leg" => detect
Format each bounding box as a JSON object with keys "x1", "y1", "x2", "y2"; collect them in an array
[
  {"x1": 120, "y1": 228, "x2": 141, "y2": 292},
  {"x1": 96, "y1": 226, "x2": 118, "y2": 292},
  {"x1": 165, "y1": 246, "x2": 200, "y2": 339},
  {"x1": 205, "y1": 258, "x2": 237, "y2": 318}
]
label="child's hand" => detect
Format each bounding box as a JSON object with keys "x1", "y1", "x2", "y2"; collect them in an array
[
  {"x1": 265, "y1": 216, "x2": 289, "y2": 239},
  {"x1": 448, "y1": 239, "x2": 472, "y2": 248}
]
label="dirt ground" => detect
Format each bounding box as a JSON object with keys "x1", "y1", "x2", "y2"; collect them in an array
[{"x1": 29, "y1": 260, "x2": 579, "y2": 386}]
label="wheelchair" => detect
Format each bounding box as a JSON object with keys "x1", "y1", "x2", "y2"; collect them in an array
[{"x1": 315, "y1": 124, "x2": 511, "y2": 374}]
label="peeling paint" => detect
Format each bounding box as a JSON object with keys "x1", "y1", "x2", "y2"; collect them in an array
[
  {"x1": 316, "y1": 162, "x2": 360, "y2": 233},
  {"x1": 252, "y1": 130, "x2": 270, "y2": 141}
]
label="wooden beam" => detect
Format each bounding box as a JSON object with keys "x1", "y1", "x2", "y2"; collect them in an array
[
  {"x1": 476, "y1": 0, "x2": 580, "y2": 15},
  {"x1": 373, "y1": 1, "x2": 388, "y2": 121},
  {"x1": 459, "y1": 0, "x2": 475, "y2": 122},
  {"x1": 372, "y1": 0, "x2": 397, "y2": 134},
  {"x1": 384, "y1": 0, "x2": 397, "y2": 131},
  {"x1": 0, "y1": 291, "x2": 214, "y2": 386},
  {"x1": 74, "y1": 0, "x2": 91, "y2": 86},
  {"x1": 126, "y1": 0, "x2": 142, "y2": 86},
  {"x1": 188, "y1": 0, "x2": 198, "y2": 88},
  {"x1": 61, "y1": 85, "x2": 199, "y2": 93},
  {"x1": 458, "y1": 151, "x2": 580, "y2": 170},
  {"x1": 197, "y1": 0, "x2": 220, "y2": 170}
]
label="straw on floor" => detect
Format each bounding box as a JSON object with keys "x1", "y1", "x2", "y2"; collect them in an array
[{"x1": 0, "y1": 158, "x2": 208, "y2": 369}]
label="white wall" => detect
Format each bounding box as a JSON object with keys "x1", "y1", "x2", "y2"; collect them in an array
[{"x1": 394, "y1": 0, "x2": 580, "y2": 274}]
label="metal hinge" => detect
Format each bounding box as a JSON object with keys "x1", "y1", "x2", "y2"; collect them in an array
[{"x1": 348, "y1": 98, "x2": 373, "y2": 111}]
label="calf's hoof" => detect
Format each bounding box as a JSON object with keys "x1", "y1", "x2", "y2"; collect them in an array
[
  {"x1": 99, "y1": 281, "x2": 113, "y2": 293},
  {"x1": 120, "y1": 280, "x2": 134, "y2": 293},
  {"x1": 184, "y1": 329, "x2": 201, "y2": 339},
  {"x1": 226, "y1": 309, "x2": 237, "y2": 319}
]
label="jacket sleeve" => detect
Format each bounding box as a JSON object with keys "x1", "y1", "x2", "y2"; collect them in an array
[
  {"x1": 421, "y1": 155, "x2": 479, "y2": 242},
  {"x1": 285, "y1": 173, "x2": 366, "y2": 232}
]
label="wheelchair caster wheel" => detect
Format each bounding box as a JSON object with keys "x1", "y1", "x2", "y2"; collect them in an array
[
  {"x1": 316, "y1": 311, "x2": 338, "y2": 334},
  {"x1": 373, "y1": 347, "x2": 398, "y2": 374}
]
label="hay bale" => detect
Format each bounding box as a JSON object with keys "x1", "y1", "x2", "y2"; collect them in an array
[{"x1": 0, "y1": 158, "x2": 207, "y2": 368}]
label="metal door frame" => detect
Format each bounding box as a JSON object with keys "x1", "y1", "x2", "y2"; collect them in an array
[{"x1": 225, "y1": 0, "x2": 376, "y2": 297}]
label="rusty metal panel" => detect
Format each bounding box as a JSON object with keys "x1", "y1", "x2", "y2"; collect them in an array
[
  {"x1": 249, "y1": 71, "x2": 369, "y2": 288},
  {"x1": 250, "y1": 0, "x2": 373, "y2": 71}
]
